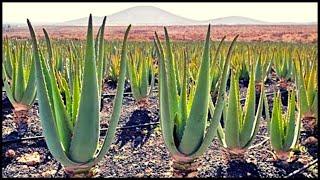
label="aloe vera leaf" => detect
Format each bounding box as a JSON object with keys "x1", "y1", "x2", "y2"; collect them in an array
[
  {"x1": 224, "y1": 73, "x2": 240, "y2": 148},
  {"x1": 164, "y1": 27, "x2": 179, "y2": 123},
  {"x1": 209, "y1": 98, "x2": 227, "y2": 147},
  {"x1": 311, "y1": 91, "x2": 318, "y2": 117},
  {"x1": 128, "y1": 53, "x2": 140, "y2": 99},
  {"x1": 296, "y1": 58, "x2": 309, "y2": 115},
  {"x1": 189, "y1": 35, "x2": 239, "y2": 159},
  {"x1": 177, "y1": 49, "x2": 188, "y2": 142},
  {"x1": 210, "y1": 36, "x2": 226, "y2": 78},
  {"x1": 270, "y1": 92, "x2": 283, "y2": 151},
  {"x1": 243, "y1": 86, "x2": 264, "y2": 149},
  {"x1": 148, "y1": 65, "x2": 155, "y2": 96},
  {"x1": 43, "y1": 29, "x2": 73, "y2": 149},
  {"x1": 174, "y1": 53, "x2": 181, "y2": 95},
  {"x1": 85, "y1": 25, "x2": 132, "y2": 166},
  {"x1": 69, "y1": 15, "x2": 100, "y2": 163},
  {"x1": 4, "y1": 44, "x2": 13, "y2": 80},
  {"x1": 13, "y1": 47, "x2": 25, "y2": 102},
  {"x1": 97, "y1": 17, "x2": 106, "y2": 96},
  {"x1": 3, "y1": 70, "x2": 16, "y2": 105},
  {"x1": 255, "y1": 53, "x2": 262, "y2": 82},
  {"x1": 210, "y1": 37, "x2": 225, "y2": 93},
  {"x1": 239, "y1": 67, "x2": 256, "y2": 147},
  {"x1": 306, "y1": 62, "x2": 316, "y2": 109},
  {"x1": 283, "y1": 91, "x2": 298, "y2": 150},
  {"x1": 28, "y1": 19, "x2": 79, "y2": 166},
  {"x1": 71, "y1": 59, "x2": 81, "y2": 126},
  {"x1": 263, "y1": 60, "x2": 272, "y2": 82},
  {"x1": 57, "y1": 74, "x2": 72, "y2": 124},
  {"x1": 95, "y1": 26, "x2": 101, "y2": 58},
  {"x1": 43, "y1": 29, "x2": 53, "y2": 70},
  {"x1": 20, "y1": 50, "x2": 37, "y2": 106},
  {"x1": 140, "y1": 56, "x2": 149, "y2": 98},
  {"x1": 154, "y1": 33, "x2": 183, "y2": 156},
  {"x1": 47, "y1": 58, "x2": 73, "y2": 152},
  {"x1": 178, "y1": 25, "x2": 211, "y2": 155}
]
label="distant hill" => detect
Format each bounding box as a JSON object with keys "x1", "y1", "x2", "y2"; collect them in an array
[
  {"x1": 206, "y1": 16, "x2": 269, "y2": 25},
  {"x1": 52, "y1": 6, "x2": 317, "y2": 26},
  {"x1": 57, "y1": 6, "x2": 199, "y2": 26}
]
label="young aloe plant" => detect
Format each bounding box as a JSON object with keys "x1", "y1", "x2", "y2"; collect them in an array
[
  {"x1": 294, "y1": 54, "x2": 318, "y2": 133},
  {"x1": 269, "y1": 90, "x2": 301, "y2": 161},
  {"x1": 215, "y1": 67, "x2": 264, "y2": 159},
  {"x1": 210, "y1": 36, "x2": 226, "y2": 95},
  {"x1": 2, "y1": 39, "x2": 37, "y2": 124},
  {"x1": 108, "y1": 47, "x2": 121, "y2": 83},
  {"x1": 27, "y1": 15, "x2": 131, "y2": 176},
  {"x1": 127, "y1": 49, "x2": 154, "y2": 103},
  {"x1": 273, "y1": 49, "x2": 294, "y2": 89},
  {"x1": 255, "y1": 50, "x2": 272, "y2": 91},
  {"x1": 155, "y1": 25, "x2": 239, "y2": 177}
]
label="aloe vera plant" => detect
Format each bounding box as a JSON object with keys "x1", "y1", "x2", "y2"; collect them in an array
[
  {"x1": 273, "y1": 49, "x2": 294, "y2": 89},
  {"x1": 108, "y1": 47, "x2": 121, "y2": 83},
  {"x1": 269, "y1": 90, "x2": 301, "y2": 161},
  {"x1": 2, "y1": 39, "x2": 37, "y2": 124},
  {"x1": 294, "y1": 53, "x2": 318, "y2": 132},
  {"x1": 155, "y1": 25, "x2": 239, "y2": 177},
  {"x1": 255, "y1": 50, "x2": 272, "y2": 91},
  {"x1": 215, "y1": 67, "x2": 264, "y2": 159},
  {"x1": 210, "y1": 36, "x2": 226, "y2": 94},
  {"x1": 27, "y1": 15, "x2": 131, "y2": 176},
  {"x1": 127, "y1": 49, "x2": 155, "y2": 102}
]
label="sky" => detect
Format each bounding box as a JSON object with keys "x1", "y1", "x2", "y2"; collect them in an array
[{"x1": 3, "y1": 2, "x2": 318, "y2": 24}]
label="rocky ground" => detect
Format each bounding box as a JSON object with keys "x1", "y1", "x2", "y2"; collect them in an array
[{"x1": 1, "y1": 78, "x2": 318, "y2": 178}]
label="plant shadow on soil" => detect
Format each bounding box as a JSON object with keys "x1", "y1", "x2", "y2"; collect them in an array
[
  {"x1": 273, "y1": 160, "x2": 306, "y2": 178},
  {"x1": 2, "y1": 96, "x2": 13, "y2": 115},
  {"x1": 224, "y1": 160, "x2": 263, "y2": 178},
  {"x1": 3, "y1": 121, "x2": 29, "y2": 141},
  {"x1": 115, "y1": 109, "x2": 158, "y2": 149}
]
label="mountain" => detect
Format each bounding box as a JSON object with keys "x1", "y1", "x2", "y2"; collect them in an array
[
  {"x1": 58, "y1": 6, "x2": 200, "y2": 26},
  {"x1": 56, "y1": 6, "x2": 316, "y2": 26},
  {"x1": 206, "y1": 16, "x2": 269, "y2": 25}
]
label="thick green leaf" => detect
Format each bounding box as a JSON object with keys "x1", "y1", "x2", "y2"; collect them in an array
[
  {"x1": 164, "y1": 27, "x2": 179, "y2": 125},
  {"x1": 225, "y1": 73, "x2": 240, "y2": 148},
  {"x1": 239, "y1": 67, "x2": 256, "y2": 147},
  {"x1": 189, "y1": 35, "x2": 239, "y2": 159},
  {"x1": 69, "y1": 15, "x2": 100, "y2": 163},
  {"x1": 270, "y1": 92, "x2": 283, "y2": 151},
  {"x1": 13, "y1": 48, "x2": 25, "y2": 102},
  {"x1": 154, "y1": 33, "x2": 183, "y2": 157},
  {"x1": 179, "y1": 25, "x2": 211, "y2": 155},
  {"x1": 283, "y1": 91, "x2": 298, "y2": 150},
  {"x1": 85, "y1": 24, "x2": 132, "y2": 166},
  {"x1": 27, "y1": 19, "x2": 79, "y2": 167}
]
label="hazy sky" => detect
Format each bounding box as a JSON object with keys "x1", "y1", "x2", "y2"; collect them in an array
[{"x1": 3, "y1": 2, "x2": 317, "y2": 24}]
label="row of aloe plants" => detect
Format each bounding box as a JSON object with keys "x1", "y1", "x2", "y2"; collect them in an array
[{"x1": 2, "y1": 15, "x2": 317, "y2": 177}]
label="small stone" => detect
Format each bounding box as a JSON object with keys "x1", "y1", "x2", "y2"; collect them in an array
[
  {"x1": 17, "y1": 152, "x2": 41, "y2": 166},
  {"x1": 41, "y1": 170, "x2": 57, "y2": 177},
  {"x1": 145, "y1": 167, "x2": 153, "y2": 174},
  {"x1": 5, "y1": 149, "x2": 16, "y2": 158},
  {"x1": 163, "y1": 171, "x2": 172, "y2": 177},
  {"x1": 187, "y1": 171, "x2": 198, "y2": 177},
  {"x1": 5, "y1": 114, "x2": 13, "y2": 119},
  {"x1": 302, "y1": 136, "x2": 318, "y2": 145},
  {"x1": 142, "y1": 129, "x2": 148, "y2": 135},
  {"x1": 136, "y1": 173, "x2": 144, "y2": 177}
]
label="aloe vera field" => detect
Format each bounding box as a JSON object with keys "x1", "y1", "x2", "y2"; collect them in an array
[{"x1": 2, "y1": 3, "x2": 319, "y2": 178}]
